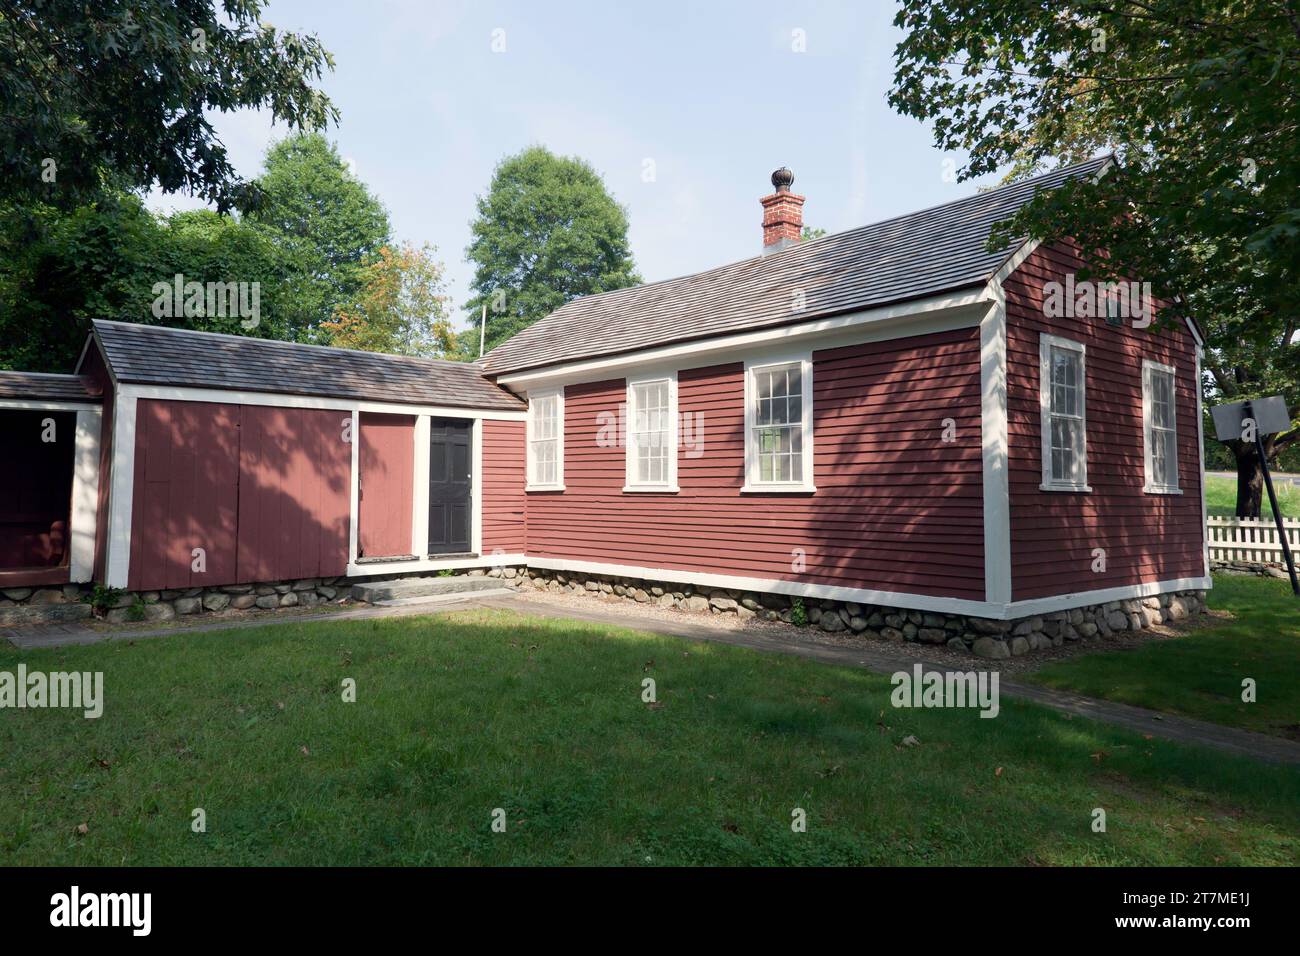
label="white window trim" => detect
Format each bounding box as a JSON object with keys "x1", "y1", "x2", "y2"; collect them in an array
[
  {"x1": 742, "y1": 353, "x2": 816, "y2": 493},
  {"x1": 1039, "y1": 333, "x2": 1091, "y2": 492},
  {"x1": 624, "y1": 372, "x2": 679, "y2": 492},
  {"x1": 526, "y1": 386, "x2": 565, "y2": 491},
  {"x1": 1142, "y1": 358, "x2": 1182, "y2": 495}
]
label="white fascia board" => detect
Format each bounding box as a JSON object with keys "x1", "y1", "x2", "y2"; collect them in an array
[
  {"x1": 496, "y1": 288, "x2": 993, "y2": 390},
  {"x1": 119, "y1": 383, "x2": 526, "y2": 421},
  {"x1": 0, "y1": 399, "x2": 101, "y2": 411},
  {"x1": 471, "y1": 419, "x2": 484, "y2": 556}
]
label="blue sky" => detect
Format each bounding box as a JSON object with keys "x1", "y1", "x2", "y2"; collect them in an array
[{"x1": 151, "y1": 0, "x2": 1003, "y2": 335}]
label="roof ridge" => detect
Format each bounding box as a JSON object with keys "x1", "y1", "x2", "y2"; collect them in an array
[{"x1": 485, "y1": 154, "x2": 1111, "y2": 351}]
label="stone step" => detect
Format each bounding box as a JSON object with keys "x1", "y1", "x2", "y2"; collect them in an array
[
  {"x1": 351, "y1": 575, "x2": 514, "y2": 604},
  {"x1": 372, "y1": 588, "x2": 516, "y2": 608},
  {"x1": 0, "y1": 602, "x2": 93, "y2": 628}
]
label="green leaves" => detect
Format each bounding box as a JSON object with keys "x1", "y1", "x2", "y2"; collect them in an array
[
  {"x1": 890, "y1": 0, "x2": 1300, "y2": 492},
  {"x1": 466, "y1": 146, "x2": 640, "y2": 353},
  {"x1": 0, "y1": 0, "x2": 337, "y2": 211}
]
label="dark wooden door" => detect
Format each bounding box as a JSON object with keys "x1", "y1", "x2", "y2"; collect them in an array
[{"x1": 428, "y1": 418, "x2": 472, "y2": 554}]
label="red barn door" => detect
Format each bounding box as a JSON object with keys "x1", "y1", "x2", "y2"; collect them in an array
[{"x1": 358, "y1": 412, "x2": 415, "y2": 559}]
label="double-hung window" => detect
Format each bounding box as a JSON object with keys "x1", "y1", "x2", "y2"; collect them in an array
[
  {"x1": 625, "y1": 374, "x2": 678, "y2": 491},
  {"x1": 1142, "y1": 360, "x2": 1180, "y2": 493},
  {"x1": 527, "y1": 387, "x2": 563, "y2": 490},
  {"x1": 1039, "y1": 334, "x2": 1089, "y2": 491},
  {"x1": 744, "y1": 356, "x2": 815, "y2": 492}
]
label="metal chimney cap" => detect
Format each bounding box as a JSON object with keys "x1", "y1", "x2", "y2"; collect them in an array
[{"x1": 771, "y1": 166, "x2": 795, "y2": 191}]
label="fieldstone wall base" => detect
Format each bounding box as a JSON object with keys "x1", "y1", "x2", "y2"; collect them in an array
[
  {"x1": 516, "y1": 568, "x2": 1209, "y2": 658},
  {"x1": 1211, "y1": 559, "x2": 1293, "y2": 579}
]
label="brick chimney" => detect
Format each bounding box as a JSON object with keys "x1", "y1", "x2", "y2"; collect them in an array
[{"x1": 760, "y1": 166, "x2": 804, "y2": 253}]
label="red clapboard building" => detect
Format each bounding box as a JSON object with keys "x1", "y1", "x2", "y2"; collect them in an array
[{"x1": 0, "y1": 157, "x2": 1208, "y2": 628}]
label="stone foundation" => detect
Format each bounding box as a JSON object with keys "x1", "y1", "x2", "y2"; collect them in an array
[
  {"x1": 517, "y1": 568, "x2": 1208, "y2": 658},
  {"x1": 1210, "y1": 559, "x2": 1293, "y2": 579},
  {"x1": 0, "y1": 566, "x2": 528, "y2": 628},
  {"x1": 2, "y1": 565, "x2": 1208, "y2": 655}
]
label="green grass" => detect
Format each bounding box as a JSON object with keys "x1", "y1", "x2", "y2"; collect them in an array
[
  {"x1": 1032, "y1": 576, "x2": 1300, "y2": 737},
  {"x1": 1205, "y1": 474, "x2": 1300, "y2": 518},
  {"x1": 2, "y1": 609, "x2": 1297, "y2": 866}
]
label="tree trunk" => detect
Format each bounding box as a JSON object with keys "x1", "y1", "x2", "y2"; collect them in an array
[{"x1": 1233, "y1": 442, "x2": 1265, "y2": 517}]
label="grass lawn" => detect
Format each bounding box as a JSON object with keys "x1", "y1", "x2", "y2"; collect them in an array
[
  {"x1": 1032, "y1": 575, "x2": 1300, "y2": 738},
  {"x1": 2, "y1": 608, "x2": 1297, "y2": 866},
  {"x1": 1205, "y1": 474, "x2": 1300, "y2": 518}
]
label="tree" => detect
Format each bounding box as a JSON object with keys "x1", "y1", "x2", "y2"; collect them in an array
[
  {"x1": 322, "y1": 242, "x2": 455, "y2": 357},
  {"x1": 0, "y1": 0, "x2": 336, "y2": 211},
  {"x1": 245, "y1": 133, "x2": 391, "y2": 337},
  {"x1": 801, "y1": 226, "x2": 828, "y2": 241},
  {"x1": 0, "y1": 196, "x2": 307, "y2": 372},
  {"x1": 890, "y1": 0, "x2": 1300, "y2": 516},
  {"x1": 466, "y1": 146, "x2": 639, "y2": 352}
]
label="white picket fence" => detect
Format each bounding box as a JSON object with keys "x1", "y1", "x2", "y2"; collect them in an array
[{"x1": 1207, "y1": 516, "x2": 1300, "y2": 564}]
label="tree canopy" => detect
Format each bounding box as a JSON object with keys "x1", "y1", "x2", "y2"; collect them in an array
[
  {"x1": 890, "y1": 0, "x2": 1300, "y2": 514},
  {"x1": 465, "y1": 145, "x2": 639, "y2": 353},
  {"x1": 0, "y1": 0, "x2": 336, "y2": 211}
]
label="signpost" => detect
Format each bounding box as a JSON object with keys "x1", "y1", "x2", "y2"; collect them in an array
[{"x1": 1211, "y1": 396, "x2": 1299, "y2": 596}]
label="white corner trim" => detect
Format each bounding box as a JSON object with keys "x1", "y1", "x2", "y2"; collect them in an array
[
  {"x1": 69, "y1": 408, "x2": 102, "y2": 583},
  {"x1": 1195, "y1": 348, "x2": 1210, "y2": 581},
  {"x1": 624, "y1": 371, "x2": 679, "y2": 492},
  {"x1": 348, "y1": 405, "x2": 361, "y2": 566},
  {"x1": 1038, "y1": 332, "x2": 1089, "y2": 492},
  {"x1": 525, "y1": 386, "x2": 565, "y2": 492},
  {"x1": 743, "y1": 352, "x2": 816, "y2": 492},
  {"x1": 411, "y1": 415, "x2": 431, "y2": 558},
  {"x1": 978, "y1": 293, "x2": 1011, "y2": 605},
  {"x1": 104, "y1": 391, "x2": 138, "y2": 588},
  {"x1": 471, "y1": 418, "x2": 484, "y2": 557}
]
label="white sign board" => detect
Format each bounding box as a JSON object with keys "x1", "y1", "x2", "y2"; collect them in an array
[{"x1": 1211, "y1": 396, "x2": 1291, "y2": 442}]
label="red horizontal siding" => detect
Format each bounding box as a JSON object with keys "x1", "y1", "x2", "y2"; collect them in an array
[
  {"x1": 482, "y1": 419, "x2": 526, "y2": 554},
  {"x1": 128, "y1": 400, "x2": 350, "y2": 591},
  {"x1": 525, "y1": 327, "x2": 985, "y2": 599},
  {"x1": 1006, "y1": 241, "x2": 1203, "y2": 600}
]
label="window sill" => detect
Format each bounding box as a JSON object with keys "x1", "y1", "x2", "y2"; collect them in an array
[
  {"x1": 623, "y1": 485, "x2": 680, "y2": 494},
  {"x1": 526, "y1": 484, "x2": 566, "y2": 493},
  {"x1": 741, "y1": 484, "x2": 817, "y2": 494},
  {"x1": 1039, "y1": 482, "x2": 1092, "y2": 493},
  {"x1": 1144, "y1": 485, "x2": 1182, "y2": 495}
]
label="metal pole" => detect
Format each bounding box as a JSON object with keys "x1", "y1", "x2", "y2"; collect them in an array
[
  {"x1": 1249, "y1": 401, "x2": 1300, "y2": 596},
  {"x1": 479, "y1": 304, "x2": 487, "y2": 358}
]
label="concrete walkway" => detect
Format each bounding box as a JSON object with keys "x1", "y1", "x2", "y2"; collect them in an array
[{"x1": 5, "y1": 592, "x2": 1297, "y2": 766}]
